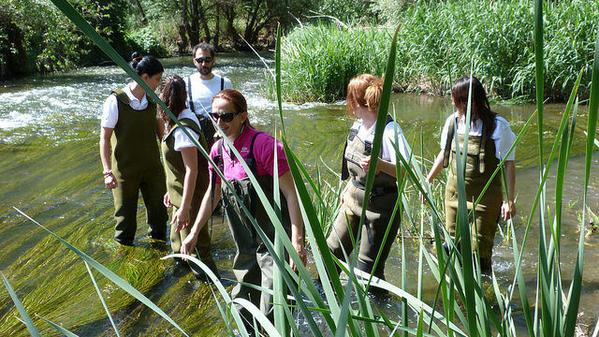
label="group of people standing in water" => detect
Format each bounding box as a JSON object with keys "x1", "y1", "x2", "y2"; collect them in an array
[{"x1": 99, "y1": 42, "x2": 516, "y2": 327}]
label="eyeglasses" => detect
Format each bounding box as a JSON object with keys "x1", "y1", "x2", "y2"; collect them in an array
[
  {"x1": 195, "y1": 57, "x2": 213, "y2": 64},
  {"x1": 209, "y1": 111, "x2": 240, "y2": 122}
]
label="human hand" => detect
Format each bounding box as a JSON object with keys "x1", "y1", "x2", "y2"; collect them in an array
[
  {"x1": 360, "y1": 156, "x2": 380, "y2": 173},
  {"x1": 180, "y1": 233, "x2": 197, "y2": 257},
  {"x1": 163, "y1": 193, "x2": 173, "y2": 207},
  {"x1": 104, "y1": 172, "x2": 117, "y2": 189},
  {"x1": 173, "y1": 207, "x2": 190, "y2": 232},
  {"x1": 290, "y1": 241, "x2": 307, "y2": 272},
  {"x1": 501, "y1": 200, "x2": 516, "y2": 221}
]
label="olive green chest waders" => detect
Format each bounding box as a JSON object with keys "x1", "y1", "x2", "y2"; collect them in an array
[
  {"x1": 110, "y1": 89, "x2": 167, "y2": 245},
  {"x1": 326, "y1": 117, "x2": 400, "y2": 280},
  {"x1": 443, "y1": 119, "x2": 503, "y2": 271},
  {"x1": 161, "y1": 119, "x2": 218, "y2": 276},
  {"x1": 215, "y1": 133, "x2": 290, "y2": 328}
]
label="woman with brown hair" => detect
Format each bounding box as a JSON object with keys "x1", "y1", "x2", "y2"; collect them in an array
[
  {"x1": 326, "y1": 74, "x2": 411, "y2": 281},
  {"x1": 158, "y1": 75, "x2": 219, "y2": 277},
  {"x1": 179, "y1": 89, "x2": 306, "y2": 327},
  {"x1": 426, "y1": 75, "x2": 517, "y2": 272}
]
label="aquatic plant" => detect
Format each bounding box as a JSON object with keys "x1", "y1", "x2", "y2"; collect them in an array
[{"x1": 2, "y1": 0, "x2": 598, "y2": 336}]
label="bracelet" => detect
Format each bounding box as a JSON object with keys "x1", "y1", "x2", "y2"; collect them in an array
[{"x1": 103, "y1": 170, "x2": 113, "y2": 177}]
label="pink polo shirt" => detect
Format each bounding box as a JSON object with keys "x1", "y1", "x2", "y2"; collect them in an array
[{"x1": 208, "y1": 126, "x2": 290, "y2": 184}]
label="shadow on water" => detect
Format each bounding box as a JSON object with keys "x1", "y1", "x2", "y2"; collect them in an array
[{"x1": 0, "y1": 53, "x2": 597, "y2": 335}]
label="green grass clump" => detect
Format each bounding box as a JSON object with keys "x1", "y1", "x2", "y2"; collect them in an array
[{"x1": 274, "y1": 0, "x2": 599, "y2": 103}]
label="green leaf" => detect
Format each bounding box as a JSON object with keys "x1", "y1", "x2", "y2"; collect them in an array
[
  {"x1": 1, "y1": 272, "x2": 41, "y2": 337},
  {"x1": 84, "y1": 261, "x2": 120, "y2": 336},
  {"x1": 13, "y1": 208, "x2": 189, "y2": 337},
  {"x1": 38, "y1": 316, "x2": 79, "y2": 337}
]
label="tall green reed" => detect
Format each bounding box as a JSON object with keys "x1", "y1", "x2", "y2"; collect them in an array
[{"x1": 274, "y1": 0, "x2": 599, "y2": 104}]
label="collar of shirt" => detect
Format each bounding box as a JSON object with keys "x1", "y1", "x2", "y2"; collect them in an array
[
  {"x1": 124, "y1": 83, "x2": 148, "y2": 109},
  {"x1": 223, "y1": 125, "x2": 257, "y2": 162}
]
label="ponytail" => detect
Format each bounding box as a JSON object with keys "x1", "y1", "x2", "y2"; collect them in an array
[
  {"x1": 346, "y1": 74, "x2": 383, "y2": 115},
  {"x1": 364, "y1": 78, "x2": 383, "y2": 111}
]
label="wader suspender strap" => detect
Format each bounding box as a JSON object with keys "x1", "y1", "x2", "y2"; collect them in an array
[
  {"x1": 442, "y1": 117, "x2": 457, "y2": 168},
  {"x1": 341, "y1": 139, "x2": 350, "y2": 181},
  {"x1": 363, "y1": 114, "x2": 395, "y2": 155},
  {"x1": 186, "y1": 76, "x2": 196, "y2": 114},
  {"x1": 212, "y1": 131, "x2": 263, "y2": 204},
  {"x1": 479, "y1": 124, "x2": 487, "y2": 174},
  {"x1": 341, "y1": 115, "x2": 394, "y2": 180},
  {"x1": 187, "y1": 75, "x2": 224, "y2": 113}
]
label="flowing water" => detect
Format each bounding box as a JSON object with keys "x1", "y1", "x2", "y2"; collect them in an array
[{"x1": 0, "y1": 53, "x2": 598, "y2": 336}]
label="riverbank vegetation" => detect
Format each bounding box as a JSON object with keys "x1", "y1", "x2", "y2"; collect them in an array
[
  {"x1": 0, "y1": 0, "x2": 354, "y2": 80},
  {"x1": 276, "y1": 0, "x2": 599, "y2": 103}
]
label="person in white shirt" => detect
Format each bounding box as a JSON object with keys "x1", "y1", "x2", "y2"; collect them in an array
[
  {"x1": 99, "y1": 54, "x2": 168, "y2": 246},
  {"x1": 158, "y1": 75, "x2": 218, "y2": 279},
  {"x1": 426, "y1": 75, "x2": 517, "y2": 273},
  {"x1": 326, "y1": 74, "x2": 411, "y2": 282},
  {"x1": 185, "y1": 42, "x2": 232, "y2": 148}
]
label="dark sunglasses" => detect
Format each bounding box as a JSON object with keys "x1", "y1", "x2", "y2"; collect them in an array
[
  {"x1": 209, "y1": 111, "x2": 240, "y2": 122},
  {"x1": 195, "y1": 56, "x2": 213, "y2": 64}
]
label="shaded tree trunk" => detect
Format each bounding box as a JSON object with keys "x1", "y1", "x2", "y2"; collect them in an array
[
  {"x1": 131, "y1": 0, "x2": 147, "y2": 24},
  {"x1": 214, "y1": 5, "x2": 220, "y2": 49},
  {"x1": 177, "y1": 0, "x2": 189, "y2": 53},
  {"x1": 197, "y1": 0, "x2": 211, "y2": 42},
  {"x1": 243, "y1": 0, "x2": 262, "y2": 44},
  {"x1": 188, "y1": 0, "x2": 200, "y2": 47},
  {"x1": 220, "y1": 0, "x2": 238, "y2": 46}
]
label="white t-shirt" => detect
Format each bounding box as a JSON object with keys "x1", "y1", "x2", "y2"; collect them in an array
[
  {"x1": 351, "y1": 119, "x2": 411, "y2": 164},
  {"x1": 173, "y1": 109, "x2": 200, "y2": 151},
  {"x1": 100, "y1": 83, "x2": 148, "y2": 128},
  {"x1": 439, "y1": 112, "x2": 516, "y2": 161},
  {"x1": 185, "y1": 73, "x2": 232, "y2": 117}
]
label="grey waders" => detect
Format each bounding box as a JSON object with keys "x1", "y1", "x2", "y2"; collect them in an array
[
  {"x1": 215, "y1": 132, "x2": 291, "y2": 331},
  {"x1": 110, "y1": 88, "x2": 167, "y2": 245},
  {"x1": 326, "y1": 116, "x2": 401, "y2": 280}
]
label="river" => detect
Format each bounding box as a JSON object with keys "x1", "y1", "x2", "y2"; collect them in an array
[{"x1": 0, "y1": 53, "x2": 598, "y2": 336}]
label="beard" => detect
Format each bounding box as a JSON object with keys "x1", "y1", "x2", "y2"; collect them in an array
[{"x1": 198, "y1": 65, "x2": 212, "y2": 76}]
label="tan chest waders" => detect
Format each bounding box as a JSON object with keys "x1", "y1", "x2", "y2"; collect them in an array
[
  {"x1": 326, "y1": 117, "x2": 400, "y2": 280},
  {"x1": 110, "y1": 89, "x2": 167, "y2": 245},
  {"x1": 161, "y1": 118, "x2": 218, "y2": 277},
  {"x1": 443, "y1": 119, "x2": 503, "y2": 271},
  {"x1": 214, "y1": 132, "x2": 291, "y2": 326}
]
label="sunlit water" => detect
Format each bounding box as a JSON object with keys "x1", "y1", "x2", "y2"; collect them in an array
[{"x1": 1, "y1": 53, "x2": 598, "y2": 336}]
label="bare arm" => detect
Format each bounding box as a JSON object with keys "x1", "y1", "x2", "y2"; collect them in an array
[
  {"x1": 171, "y1": 147, "x2": 198, "y2": 229},
  {"x1": 426, "y1": 150, "x2": 445, "y2": 183},
  {"x1": 99, "y1": 127, "x2": 117, "y2": 189},
  {"x1": 180, "y1": 179, "x2": 221, "y2": 256},
  {"x1": 501, "y1": 160, "x2": 517, "y2": 220},
  {"x1": 279, "y1": 171, "x2": 307, "y2": 270}
]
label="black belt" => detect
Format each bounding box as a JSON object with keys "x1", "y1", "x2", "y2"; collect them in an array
[{"x1": 351, "y1": 179, "x2": 397, "y2": 196}]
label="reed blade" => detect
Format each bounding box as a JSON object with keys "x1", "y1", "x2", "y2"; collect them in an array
[
  {"x1": 84, "y1": 261, "x2": 120, "y2": 336},
  {"x1": 13, "y1": 208, "x2": 189, "y2": 337},
  {"x1": 1, "y1": 272, "x2": 41, "y2": 337},
  {"x1": 232, "y1": 298, "x2": 282, "y2": 337},
  {"x1": 38, "y1": 316, "x2": 79, "y2": 337},
  {"x1": 563, "y1": 24, "x2": 599, "y2": 337}
]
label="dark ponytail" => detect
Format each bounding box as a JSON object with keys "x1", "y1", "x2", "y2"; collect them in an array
[
  {"x1": 158, "y1": 75, "x2": 187, "y2": 134},
  {"x1": 130, "y1": 52, "x2": 163, "y2": 77}
]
